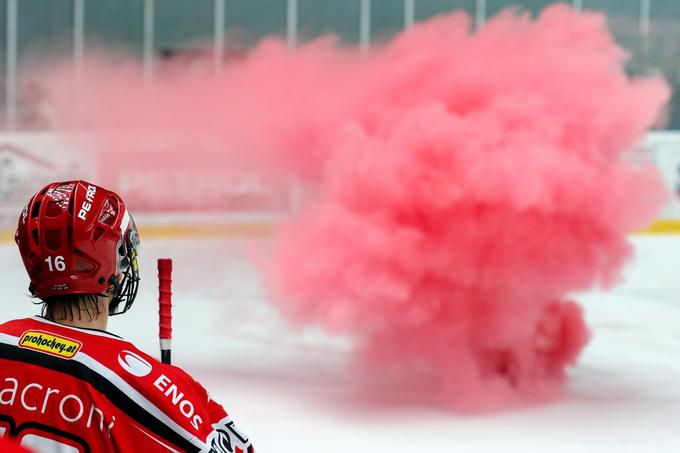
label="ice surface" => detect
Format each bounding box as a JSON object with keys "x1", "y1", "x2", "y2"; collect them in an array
[{"x1": 1, "y1": 235, "x2": 678, "y2": 452}]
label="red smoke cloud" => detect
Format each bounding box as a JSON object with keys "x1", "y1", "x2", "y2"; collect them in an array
[{"x1": 42, "y1": 5, "x2": 668, "y2": 410}]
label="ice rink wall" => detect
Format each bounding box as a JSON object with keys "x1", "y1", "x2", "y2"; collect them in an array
[
  {"x1": 641, "y1": 131, "x2": 680, "y2": 232},
  {"x1": 0, "y1": 132, "x2": 291, "y2": 240},
  {"x1": 0, "y1": 131, "x2": 678, "y2": 240},
  {"x1": 1, "y1": 0, "x2": 680, "y2": 239}
]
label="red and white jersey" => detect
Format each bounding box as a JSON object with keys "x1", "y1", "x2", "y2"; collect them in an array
[{"x1": 0, "y1": 317, "x2": 254, "y2": 453}]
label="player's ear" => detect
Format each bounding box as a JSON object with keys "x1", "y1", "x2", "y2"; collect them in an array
[
  {"x1": 100, "y1": 280, "x2": 119, "y2": 297},
  {"x1": 108, "y1": 273, "x2": 124, "y2": 292}
]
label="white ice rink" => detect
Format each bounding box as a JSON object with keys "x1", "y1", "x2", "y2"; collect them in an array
[{"x1": 1, "y1": 235, "x2": 679, "y2": 452}]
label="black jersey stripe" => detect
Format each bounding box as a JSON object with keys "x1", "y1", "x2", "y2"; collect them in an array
[{"x1": 0, "y1": 343, "x2": 200, "y2": 453}]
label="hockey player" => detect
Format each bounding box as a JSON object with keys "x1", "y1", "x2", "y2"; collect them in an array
[{"x1": 0, "y1": 181, "x2": 254, "y2": 452}]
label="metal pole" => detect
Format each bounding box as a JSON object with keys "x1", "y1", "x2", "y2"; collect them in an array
[
  {"x1": 639, "y1": 0, "x2": 651, "y2": 66},
  {"x1": 287, "y1": 0, "x2": 298, "y2": 50},
  {"x1": 214, "y1": 0, "x2": 225, "y2": 70},
  {"x1": 73, "y1": 0, "x2": 85, "y2": 75},
  {"x1": 475, "y1": 0, "x2": 486, "y2": 30},
  {"x1": 73, "y1": 0, "x2": 85, "y2": 126},
  {"x1": 360, "y1": 0, "x2": 371, "y2": 52},
  {"x1": 572, "y1": 0, "x2": 582, "y2": 11},
  {"x1": 6, "y1": 0, "x2": 17, "y2": 130},
  {"x1": 143, "y1": 0, "x2": 155, "y2": 81},
  {"x1": 404, "y1": 0, "x2": 415, "y2": 30}
]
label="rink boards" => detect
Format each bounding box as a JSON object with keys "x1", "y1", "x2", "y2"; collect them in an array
[{"x1": 1, "y1": 131, "x2": 680, "y2": 239}]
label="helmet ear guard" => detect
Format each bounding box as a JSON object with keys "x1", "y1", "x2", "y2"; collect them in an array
[{"x1": 109, "y1": 220, "x2": 140, "y2": 316}]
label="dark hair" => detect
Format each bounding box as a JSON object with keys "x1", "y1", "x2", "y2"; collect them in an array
[{"x1": 39, "y1": 294, "x2": 102, "y2": 321}]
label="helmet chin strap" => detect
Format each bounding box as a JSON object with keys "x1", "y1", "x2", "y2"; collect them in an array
[{"x1": 108, "y1": 274, "x2": 125, "y2": 315}]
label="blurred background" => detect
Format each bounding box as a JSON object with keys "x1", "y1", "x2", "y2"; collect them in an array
[
  {"x1": 0, "y1": 0, "x2": 677, "y2": 130},
  {"x1": 0, "y1": 0, "x2": 679, "y2": 232}
]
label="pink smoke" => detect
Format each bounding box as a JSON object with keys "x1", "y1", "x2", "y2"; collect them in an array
[{"x1": 40, "y1": 5, "x2": 668, "y2": 409}]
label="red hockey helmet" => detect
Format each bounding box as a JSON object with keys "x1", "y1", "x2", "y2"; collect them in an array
[{"x1": 15, "y1": 181, "x2": 140, "y2": 315}]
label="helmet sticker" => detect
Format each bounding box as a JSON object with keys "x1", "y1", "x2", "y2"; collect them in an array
[{"x1": 77, "y1": 184, "x2": 98, "y2": 221}]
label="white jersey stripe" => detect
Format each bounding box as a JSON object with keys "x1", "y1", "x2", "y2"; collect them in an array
[
  {"x1": 32, "y1": 317, "x2": 124, "y2": 340},
  {"x1": 133, "y1": 424, "x2": 182, "y2": 453}
]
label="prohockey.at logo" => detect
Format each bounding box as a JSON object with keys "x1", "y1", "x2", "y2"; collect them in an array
[
  {"x1": 18, "y1": 330, "x2": 82, "y2": 359},
  {"x1": 118, "y1": 350, "x2": 153, "y2": 377}
]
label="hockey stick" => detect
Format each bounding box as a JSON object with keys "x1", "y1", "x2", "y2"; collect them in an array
[{"x1": 158, "y1": 259, "x2": 173, "y2": 365}]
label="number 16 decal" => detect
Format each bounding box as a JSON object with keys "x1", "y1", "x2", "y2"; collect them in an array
[{"x1": 44, "y1": 256, "x2": 66, "y2": 272}]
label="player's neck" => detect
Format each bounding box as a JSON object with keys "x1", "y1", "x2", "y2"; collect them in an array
[
  {"x1": 52, "y1": 313, "x2": 109, "y2": 331},
  {"x1": 47, "y1": 296, "x2": 111, "y2": 331}
]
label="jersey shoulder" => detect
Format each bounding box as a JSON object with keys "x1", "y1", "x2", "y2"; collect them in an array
[
  {"x1": 0, "y1": 316, "x2": 215, "y2": 427},
  {"x1": 0, "y1": 317, "x2": 245, "y2": 450}
]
